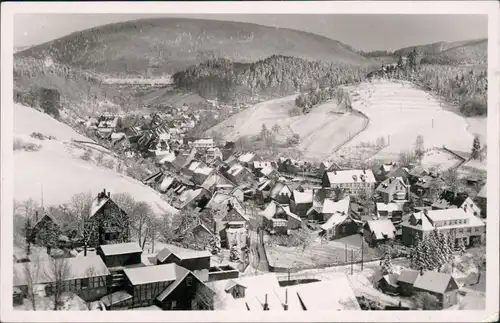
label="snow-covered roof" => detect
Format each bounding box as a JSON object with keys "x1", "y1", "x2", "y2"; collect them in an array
[
  {"x1": 193, "y1": 139, "x2": 214, "y2": 145},
  {"x1": 284, "y1": 274, "x2": 360, "y2": 310},
  {"x1": 99, "y1": 242, "x2": 143, "y2": 256},
  {"x1": 124, "y1": 263, "x2": 186, "y2": 286},
  {"x1": 158, "y1": 152, "x2": 176, "y2": 164},
  {"x1": 207, "y1": 273, "x2": 283, "y2": 311},
  {"x1": 424, "y1": 209, "x2": 485, "y2": 226},
  {"x1": 282, "y1": 206, "x2": 302, "y2": 223},
  {"x1": 319, "y1": 197, "x2": 351, "y2": 231},
  {"x1": 228, "y1": 163, "x2": 246, "y2": 176},
  {"x1": 365, "y1": 219, "x2": 396, "y2": 240},
  {"x1": 376, "y1": 177, "x2": 408, "y2": 194},
  {"x1": 14, "y1": 255, "x2": 110, "y2": 286},
  {"x1": 270, "y1": 182, "x2": 291, "y2": 198},
  {"x1": 376, "y1": 202, "x2": 403, "y2": 213},
  {"x1": 398, "y1": 270, "x2": 457, "y2": 295},
  {"x1": 194, "y1": 165, "x2": 214, "y2": 176},
  {"x1": 254, "y1": 161, "x2": 273, "y2": 169},
  {"x1": 326, "y1": 169, "x2": 376, "y2": 185},
  {"x1": 293, "y1": 190, "x2": 313, "y2": 204},
  {"x1": 238, "y1": 152, "x2": 256, "y2": 163},
  {"x1": 260, "y1": 166, "x2": 276, "y2": 177}
]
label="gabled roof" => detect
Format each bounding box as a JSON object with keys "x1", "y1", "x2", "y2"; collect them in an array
[
  {"x1": 269, "y1": 182, "x2": 291, "y2": 199},
  {"x1": 292, "y1": 190, "x2": 313, "y2": 204},
  {"x1": 365, "y1": 220, "x2": 396, "y2": 240},
  {"x1": 99, "y1": 242, "x2": 143, "y2": 256},
  {"x1": 14, "y1": 255, "x2": 110, "y2": 286},
  {"x1": 238, "y1": 152, "x2": 257, "y2": 163},
  {"x1": 325, "y1": 169, "x2": 376, "y2": 185},
  {"x1": 398, "y1": 270, "x2": 457, "y2": 295},
  {"x1": 376, "y1": 202, "x2": 403, "y2": 213},
  {"x1": 375, "y1": 177, "x2": 408, "y2": 194},
  {"x1": 431, "y1": 190, "x2": 470, "y2": 209},
  {"x1": 260, "y1": 166, "x2": 277, "y2": 177},
  {"x1": 224, "y1": 280, "x2": 247, "y2": 292},
  {"x1": 319, "y1": 197, "x2": 351, "y2": 231}
]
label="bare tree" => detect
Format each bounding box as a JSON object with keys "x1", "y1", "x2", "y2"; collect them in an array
[
  {"x1": 131, "y1": 202, "x2": 155, "y2": 250},
  {"x1": 17, "y1": 255, "x2": 43, "y2": 310},
  {"x1": 46, "y1": 257, "x2": 72, "y2": 311},
  {"x1": 67, "y1": 192, "x2": 94, "y2": 256}
]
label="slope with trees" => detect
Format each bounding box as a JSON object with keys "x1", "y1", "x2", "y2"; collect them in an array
[{"x1": 173, "y1": 55, "x2": 372, "y2": 103}]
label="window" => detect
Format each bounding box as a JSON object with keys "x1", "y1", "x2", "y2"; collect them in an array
[
  {"x1": 467, "y1": 228, "x2": 472, "y2": 233},
  {"x1": 171, "y1": 300, "x2": 177, "y2": 310},
  {"x1": 458, "y1": 228, "x2": 463, "y2": 233},
  {"x1": 186, "y1": 276, "x2": 193, "y2": 287},
  {"x1": 81, "y1": 278, "x2": 89, "y2": 288}
]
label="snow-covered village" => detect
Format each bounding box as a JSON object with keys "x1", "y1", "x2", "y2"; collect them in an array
[{"x1": 7, "y1": 10, "x2": 493, "y2": 315}]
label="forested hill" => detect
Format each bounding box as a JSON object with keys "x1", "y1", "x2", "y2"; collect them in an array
[
  {"x1": 172, "y1": 55, "x2": 375, "y2": 102},
  {"x1": 15, "y1": 17, "x2": 371, "y2": 76}
]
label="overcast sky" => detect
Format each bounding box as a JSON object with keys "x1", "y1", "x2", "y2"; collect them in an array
[{"x1": 14, "y1": 14, "x2": 487, "y2": 51}]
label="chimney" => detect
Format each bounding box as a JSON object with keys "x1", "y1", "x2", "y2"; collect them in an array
[
  {"x1": 107, "y1": 191, "x2": 111, "y2": 198},
  {"x1": 103, "y1": 188, "x2": 106, "y2": 197},
  {"x1": 284, "y1": 289, "x2": 289, "y2": 311},
  {"x1": 420, "y1": 267, "x2": 424, "y2": 276},
  {"x1": 35, "y1": 211, "x2": 39, "y2": 223},
  {"x1": 263, "y1": 294, "x2": 269, "y2": 311}
]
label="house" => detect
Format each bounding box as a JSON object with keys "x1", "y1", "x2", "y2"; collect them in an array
[
  {"x1": 278, "y1": 158, "x2": 305, "y2": 175},
  {"x1": 289, "y1": 190, "x2": 314, "y2": 217},
  {"x1": 318, "y1": 197, "x2": 357, "y2": 240},
  {"x1": 252, "y1": 161, "x2": 276, "y2": 172},
  {"x1": 205, "y1": 147, "x2": 223, "y2": 164},
  {"x1": 375, "y1": 176, "x2": 410, "y2": 204},
  {"x1": 205, "y1": 192, "x2": 246, "y2": 217},
  {"x1": 237, "y1": 152, "x2": 258, "y2": 167},
  {"x1": 156, "y1": 248, "x2": 211, "y2": 281},
  {"x1": 88, "y1": 189, "x2": 129, "y2": 247},
  {"x1": 192, "y1": 139, "x2": 215, "y2": 149},
  {"x1": 28, "y1": 211, "x2": 60, "y2": 247},
  {"x1": 376, "y1": 203, "x2": 404, "y2": 229},
  {"x1": 308, "y1": 195, "x2": 350, "y2": 223},
  {"x1": 97, "y1": 242, "x2": 143, "y2": 268},
  {"x1": 401, "y1": 209, "x2": 486, "y2": 247},
  {"x1": 13, "y1": 255, "x2": 110, "y2": 302},
  {"x1": 108, "y1": 263, "x2": 214, "y2": 310},
  {"x1": 363, "y1": 219, "x2": 396, "y2": 246},
  {"x1": 319, "y1": 160, "x2": 342, "y2": 175},
  {"x1": 206, "y1": 273, "x2": 283, "y2": 310},
  {"x1": 322, "y1": 169, "x2": 376, "y2": 197},
  {"x1": 224, "y1": 163, "x2": 254, "y2": 186},
  {"x1": 170, "y1": 188, "x2": 211, "y2": 210},
  {"x1": 269, "y1": 182, "x2": 293, "y2": 205},
  {"x1": 407, "y1": 166, "x2": 429, "y2": 185},
  {"x1": 412, "y1": 175, "x2": 448, "y2": 203},
  {"x1": 214, "y1": 185, "x2": 245, "y2": 203},
  {"x1": 431, "y1": 190, "x2": 481, "y2": 217},
  {"x1": 260, "y1": 166, "x2": 280, "y2": 180},
  {"x1": 256, "y1": 179, "x2": 275, "y2": 204},
  {"x1": 201, "y1": 171, "x2": 235, "y2": 193},
  {"x1": 97, "y1": 114, "x2": 120, "y2": 137},
  {"x1": 220, "y1": 207, "x2": 250, "y2": 249},
  {"x1": 372, "y1": 162, "x2": 397, "y2": 182},
  {"x1": 261, "y1": 201, "x2": 302, "y2": 235},
  {"x1": 377, "y1": 273, "x2": 400, "y2": 295},
  {"x1": 280, "y1": 274, "x2": 361, "y2": 310},
  {"x1": 397, "y1": 269, "x2": 459, "y2": 309},
  {"x1": 475, "y1": 183, "x2": 487, "y2": 218}
]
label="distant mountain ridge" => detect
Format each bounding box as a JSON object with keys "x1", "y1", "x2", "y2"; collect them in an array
[
  {"x1": 394, "y1": 38, "x2": 487, "y2": 65},
  {"x1": 15, "y1": 17, "x2": 372, "y2": 76}
]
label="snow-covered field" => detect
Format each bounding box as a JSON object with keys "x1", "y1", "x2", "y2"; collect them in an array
[
  {"x1": 207, "y1": 95, "x2": 366, "y2": 162},
  {"x1": 13, "y1": 104, "x2": 177, "y2": 216},
  {"x1": 335, "y1": 80, "x2": 482, "y2": 161},
  {"x1": 420, "y1": 149, "x2": 463, "y2": 172}
]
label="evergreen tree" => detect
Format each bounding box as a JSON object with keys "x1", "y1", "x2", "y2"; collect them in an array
[
  {"x1": 380, "y1": 252, "x2": 394, "y2": 275},
  {"x1": 457, "y1": 238, "x2": 466, "y2": 255},
  {"x1": 471, "y1": 135, "x2": 481, "y2": 160},
  {"x1": 421, "y1": 236, "x2": 436, "y2": 270},
  {"x1": 397, "y1": 56, "x2": 404, "y2": 69},
  {"x1": 414, "y1": 135, "x2": 425, "y2": 163}
]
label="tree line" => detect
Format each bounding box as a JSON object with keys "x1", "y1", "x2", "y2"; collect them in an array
[
  {"x1": 172, "y1": 55, "x2": 372, "y2": 103},
  {"x1": 294, "y1": 87, "x2": 352, "y2": 114}
]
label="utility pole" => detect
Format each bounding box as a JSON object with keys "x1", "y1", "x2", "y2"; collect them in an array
[
  {"x1": 288, "y1": 268, "x2": 291, "y2": 283},
  {"x1": 345, "y1": 243, "x2": 348, "y2": 264}
]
